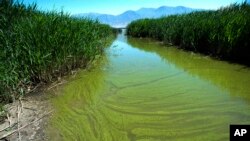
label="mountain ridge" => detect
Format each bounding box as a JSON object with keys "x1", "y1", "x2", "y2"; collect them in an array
[{"x1": 73, "y1": 6, "x2": 203, "y2": 27}]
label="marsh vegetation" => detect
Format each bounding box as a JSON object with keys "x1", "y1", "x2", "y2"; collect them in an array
[
  {"x1": 127, "y1": 2, "x2": 250, "y2": 66},
  {"x1": 0, "y1": 0, "x2": 114, "y2": 102}
]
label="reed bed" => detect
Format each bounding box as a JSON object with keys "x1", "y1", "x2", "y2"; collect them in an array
[
  {"x1": 127, "y1": 2, "x2": 250, "y2": 66},
  {"x1": 0, "y1": 0, "x2": 114, "y2": 102}
]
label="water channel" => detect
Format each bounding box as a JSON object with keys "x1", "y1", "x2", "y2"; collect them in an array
[{"x1": 47, "y1": 30, "x2": 250, "y2": 141}]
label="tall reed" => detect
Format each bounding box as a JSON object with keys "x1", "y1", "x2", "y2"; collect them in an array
[
  {"x1": 0, "y1": 0, "x2": 114, "y2": 102},
  {"x1": 127, "y1": 2, "x2": 250, "y2": 66}
]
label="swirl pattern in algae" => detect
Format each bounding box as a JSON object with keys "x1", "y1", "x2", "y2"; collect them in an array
[{"x1": 47, "y1": 31, "x2": 250, "y2": 141}]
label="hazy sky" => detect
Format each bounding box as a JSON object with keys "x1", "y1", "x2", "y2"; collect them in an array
[{"x1": 21, "y1": 0, "x2": 245, "y2": 15}]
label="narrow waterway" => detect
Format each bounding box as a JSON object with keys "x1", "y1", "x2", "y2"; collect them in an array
[{"x1": 47, "y1": 30, "x2": 250, "y2": 141}]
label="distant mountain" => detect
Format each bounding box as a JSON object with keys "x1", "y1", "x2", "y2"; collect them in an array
[{"x1": 73, "y1": 6, "x2": 202, "y2": 27}]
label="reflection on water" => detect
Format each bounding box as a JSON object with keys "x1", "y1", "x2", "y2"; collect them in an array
[{"x1": 47, "y1": 31, "x2": 250, "y2": 141}]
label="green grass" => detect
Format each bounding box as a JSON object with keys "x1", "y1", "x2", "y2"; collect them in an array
[
  {"x1": 127, "y1": 2, "x2": 250, "y2": 66},
  {"x1": 0, "y1": 0, "x2": 115, "y2": 103}
]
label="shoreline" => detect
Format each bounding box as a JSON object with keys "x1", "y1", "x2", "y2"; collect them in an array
[
  {"x1": 0, "y1": 70, "x2": 73, "y2": 141},
  {"x1": 0, "y1": 89, "x2": 52, "y2": 141},
  {"x1": 0, "y1": 61, "x2": 101, "y2": 140}
]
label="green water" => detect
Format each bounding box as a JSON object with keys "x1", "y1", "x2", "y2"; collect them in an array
[{"x1": 47, "y1": 31, "x2": 250, "y2": 141}]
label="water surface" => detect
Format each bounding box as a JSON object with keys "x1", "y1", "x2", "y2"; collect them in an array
[{"x1": 47, "y1": 31, "x2": 250, "y2": 141}]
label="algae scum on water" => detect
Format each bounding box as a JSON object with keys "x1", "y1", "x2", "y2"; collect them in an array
[{"x1": 47, "y1": 31, "x2": 250, "y2": 141}]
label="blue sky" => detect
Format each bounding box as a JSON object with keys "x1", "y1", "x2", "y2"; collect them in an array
[{"x1": 21, "y1": 0, "x2": 245, "y2": 15}]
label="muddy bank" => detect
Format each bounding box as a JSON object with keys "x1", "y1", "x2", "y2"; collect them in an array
[{"x1": 0, "y1": 90, "x2": 53, "y2": 141}]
